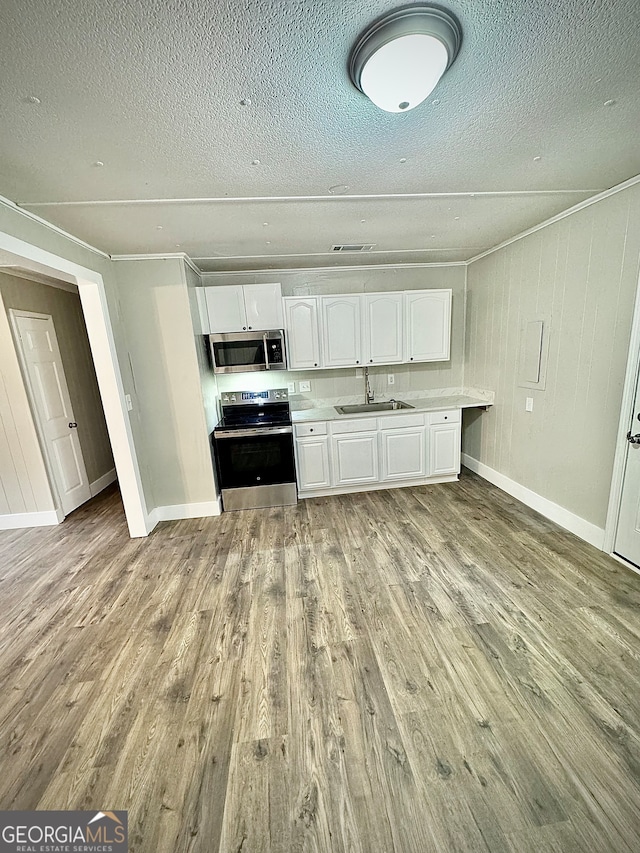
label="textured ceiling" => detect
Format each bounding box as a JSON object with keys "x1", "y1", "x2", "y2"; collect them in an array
[{"x1": 1, "y1": 0, "x2": 639, "y2": 270}]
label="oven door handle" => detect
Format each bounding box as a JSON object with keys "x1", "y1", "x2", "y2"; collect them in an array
[{"x1": 214, "y1": 425, "x2": 293, "y2": 438}]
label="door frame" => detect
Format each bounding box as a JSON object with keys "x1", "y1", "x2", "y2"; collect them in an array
[
  {"x1": 9, "y1": 309, "x2": 92, "y2": 516},
  {"x1": 604, "y1": 266, "x2": 640, "y2": 558},
  {"x1": 0, "y1": 228, "x2": 149, "y2": 537}
]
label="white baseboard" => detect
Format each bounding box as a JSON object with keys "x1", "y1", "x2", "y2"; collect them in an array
[
  {"x1": 147, "y1": 497, "x2": 222, "y2": 531},
  {"x1": 461, "y1": 454, "x2": 605, "y2": 549},
  {"x1": 89, "y1": 468, "x2": 117, "y2": 497},
  {"x1": 298, "y1": 473, "x2": 458, "y2": 500},
  {"x1": 0, "y1": 508, "x2": 64, "y2": 529}
]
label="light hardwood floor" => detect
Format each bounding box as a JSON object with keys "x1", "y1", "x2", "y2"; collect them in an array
[{"x1": 1, "y1": 471, "x2": 640, "y2": 852}]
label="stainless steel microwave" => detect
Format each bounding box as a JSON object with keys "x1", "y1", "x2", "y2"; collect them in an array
[{"x1": 208, "y1": 330, "x2": 287, "y2": 374}]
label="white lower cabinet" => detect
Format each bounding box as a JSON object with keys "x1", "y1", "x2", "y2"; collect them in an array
[
  {"x1": 294, "y1": 423, "x2": 331, "y2": 490},
  {"x1": 428, "y1": 409, "x2": 462, "y2": 476},
  {"x1": 330, "y1": 418, "x2": 379, "y2": 485},
  {"x1": 332, "y1": 433, "x2": 379, "y2": 485},
  {"x1": 381, "y1": 427, "x2": 426, "y2": 480},
  {"x1": 296, "y1": 438, "x2": 331, "y2": 490},
  {"x1": 294, "y1": 408, "x2": 461, "y2": 497},
  {"x1": 429, "y1": 424, "x2": 460, "y2": 475},
  {"x1": 380, "y1": 412, "x2": 426, "y2": 480}
]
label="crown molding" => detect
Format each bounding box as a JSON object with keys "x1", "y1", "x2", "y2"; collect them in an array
[
  {"x1": 466, "y1": 173, "x2": 640, "y2": 265},
  {"x1": 198, "y1": 260, "x2": 467, "y2": 276},
  {"x1": 0, "y1": 194, "x2": 110, "y2": 259},
  {"x1": 111, "y1": 252, "x2": 201, "y2": 275}
]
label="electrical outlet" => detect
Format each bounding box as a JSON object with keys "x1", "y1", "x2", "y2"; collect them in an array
[
  {"x1": 125, "y1": 394, "x2": 133, "y2": 411},
  {"x1": 525, "y1": 397, "x2": 534, "y2": 412},
  {"x1": 287, "y1": 381, "x2": 296, "y2": 394},
  {"x1": 299, "y1": 380, "x2": 311, "y2": 393},
  {"x1": 387, "y1": 373, "x2": 395, "y2": 385}
]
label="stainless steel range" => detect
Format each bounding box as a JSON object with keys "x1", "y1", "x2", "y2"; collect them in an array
[{"x1": 212, "y1": 388, "x2": 297, "y2": 511}]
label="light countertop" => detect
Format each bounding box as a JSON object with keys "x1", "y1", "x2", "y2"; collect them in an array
[{"x1": 291, "y1": 389, "x2": 493, "y2": 424}]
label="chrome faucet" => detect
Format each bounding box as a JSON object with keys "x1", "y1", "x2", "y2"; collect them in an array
[{"x1": 364, "y1": 366, "x2": 374, "y2": 405}]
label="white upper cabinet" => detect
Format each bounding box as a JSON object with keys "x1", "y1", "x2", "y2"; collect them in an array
[
  {"x1": 284, "y1": 297, "x2": 322, "y2": 369},
  {"x1": 204, "y1": 283, "x2": 283, "y2": 333},
  {"x1": 321, "y1": 296, "x2": 362, "y2": 367},
  {"x1": 243, "y1": 283, "x2": 283, "y2": 330},
  {"x1": 405, "y1": 290, "x2": 452, "y2": 362},
  {"x1": 205, "y1": 285, "x2": 245, "y2": 332},
  {"x1": 282, "y1": 288, "x2": 452, "y2": 369},
  {"x1": 363, "y1": 292, "x2": 403, "y2": 364}
]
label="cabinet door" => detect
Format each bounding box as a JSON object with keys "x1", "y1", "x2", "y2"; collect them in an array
[
  {"x1": 405, "y1": 290, "x2": 451, "y2": 362},
  {"x1": 284, "y1": 297, "x2": 322, "y2": 369},
  {"x1": 429, "y1": 423, "x2": 461, "y2": 476},
  {"x1": 321, "y1": 296, "x2": 362, "y2": 367},
  {"x1": 205, "y1": 286, "x2": 246, "y2": 332},
  {"x1": 331, "y1": 433, "x2": 378, "y2": 485},
  {"x1": 380, "y1": 428, "x2": 426, "y2": 480},
  {"x1": 244, "y1": 283, "x2": 283, "y2": 330},
  {"x1": 364, "y1": 293, "x2": 403, "y2": 364},
  {"x1": 296, "y1": 437, "x2": 330, "y2": 490}
]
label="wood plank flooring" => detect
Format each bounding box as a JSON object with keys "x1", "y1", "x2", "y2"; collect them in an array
[{"x1": 1, "y1": 470, "x2": 640, "y2": 852}]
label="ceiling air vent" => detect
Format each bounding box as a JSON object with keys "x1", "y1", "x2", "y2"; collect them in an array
[{"x1": 331, "y1": 244, "x2": 376, "y2": 252}]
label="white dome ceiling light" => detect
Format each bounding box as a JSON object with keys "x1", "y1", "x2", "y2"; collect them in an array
[{"x1": 349, "y1": 4, "x2": 462, "y2": 113}]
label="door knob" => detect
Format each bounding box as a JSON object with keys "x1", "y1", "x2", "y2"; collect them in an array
[
  {"x1": 626, "y1": 430, "x2": 640, "y2": 444},
  {"x1": 69, "y1": 422, "x2": 78, "y2": 428}
]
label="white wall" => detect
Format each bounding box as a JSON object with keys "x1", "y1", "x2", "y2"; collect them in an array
[
  {"x1": 202, "y1": 265, "x2": 466, "y2": 402},
  {"x1": 0, "y1": 272, "x2": 114, "y2": 485},
  {"x1": 114, "y1": 258, "x2": 217, "y2": 510},
  {"x1": 464, "y1": 183, "x2": 640, "y2": 531}
]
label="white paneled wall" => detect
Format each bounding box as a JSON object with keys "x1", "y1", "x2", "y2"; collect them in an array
[{"x1": 464, "y1": 184, "x2": 640, "y2": 530}]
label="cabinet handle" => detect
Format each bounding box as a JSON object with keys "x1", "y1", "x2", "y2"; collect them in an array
[
  {"x1": 314, "y1": 362, "x2": 318, "y2": 366},
  {"x1": 369, "y1": 359, "x2": 373, "y2": 363},
  {"x1": 356, "y1": 360, "x2": 360, "y2": 364},
  {"x1": 242, "y1": 326, "x2": 247, "y2": 330},
  {"x1": 310, "y1": 428, "x2": 314, "y2": 432},
  {"x1": 410, "y1": 357, "x2": 414, "y2": 361},
  {"x1": 248, "y1": 326, "x2": 252, "y2": 330}
]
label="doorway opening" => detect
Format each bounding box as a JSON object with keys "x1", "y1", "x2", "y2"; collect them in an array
[
  {"x1": 605, "y1": 266, "x2": 640, "y2": 572},
  {"x1": 0, "y1": 228, "x2": 148, "y2": 537}
]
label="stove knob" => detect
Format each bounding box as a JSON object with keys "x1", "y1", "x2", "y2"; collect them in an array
[
  {"x1": 274, "y1": 393, "x2": 280, "y2": 399},
  {"x1": 231, "y1": 395, "x2": 236, "y2": 402},
  {"x1": 222, "y1": 395, "x2": 229, "y2": 402}
]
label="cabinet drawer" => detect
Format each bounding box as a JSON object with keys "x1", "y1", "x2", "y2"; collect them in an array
[
  {"x1": 428, "y1": 409, "x2": 461, "y2": 425},
  {"x1": 331, "y1": 417, "x2": 378, "y2": 435},
  {"x1": 378, "y1": 412, "x2": 425, "y2": 430},
  {"x1": 295, "y1": 422, "x2": 327, "y2": 438}
]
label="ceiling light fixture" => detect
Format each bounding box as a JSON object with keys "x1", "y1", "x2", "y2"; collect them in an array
[{"x1": 349, "y1": 4, "x2": 462, "y2": 113}]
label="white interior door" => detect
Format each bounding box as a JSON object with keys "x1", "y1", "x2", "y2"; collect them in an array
[
  {"x1": 13, "y1": 312, "x2": 91, "y2": 516},
  {"x1": 614, "y1": 372, "x2": 640, "y2": 566}
]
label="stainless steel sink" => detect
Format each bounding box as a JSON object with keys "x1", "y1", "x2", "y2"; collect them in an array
[{"x1": 334, "y1": 400, "x2": 415, "y2": 415}]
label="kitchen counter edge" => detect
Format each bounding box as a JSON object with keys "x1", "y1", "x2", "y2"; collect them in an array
[{"x1": 291, "y1": 394, "x2": 492, "y2": 424}]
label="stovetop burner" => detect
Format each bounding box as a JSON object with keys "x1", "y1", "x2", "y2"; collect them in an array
[{"x1": 215, "y1": 388, "x2": 291, "y2": 431}]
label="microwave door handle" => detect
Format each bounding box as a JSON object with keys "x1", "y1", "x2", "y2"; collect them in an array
[{"x1": 263, "y1": 333, "x2": 270, "y2": 370}]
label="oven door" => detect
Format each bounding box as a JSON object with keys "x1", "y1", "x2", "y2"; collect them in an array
[{"x1": 214, "y1": 426, "x2": 296, "y2": 489}]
